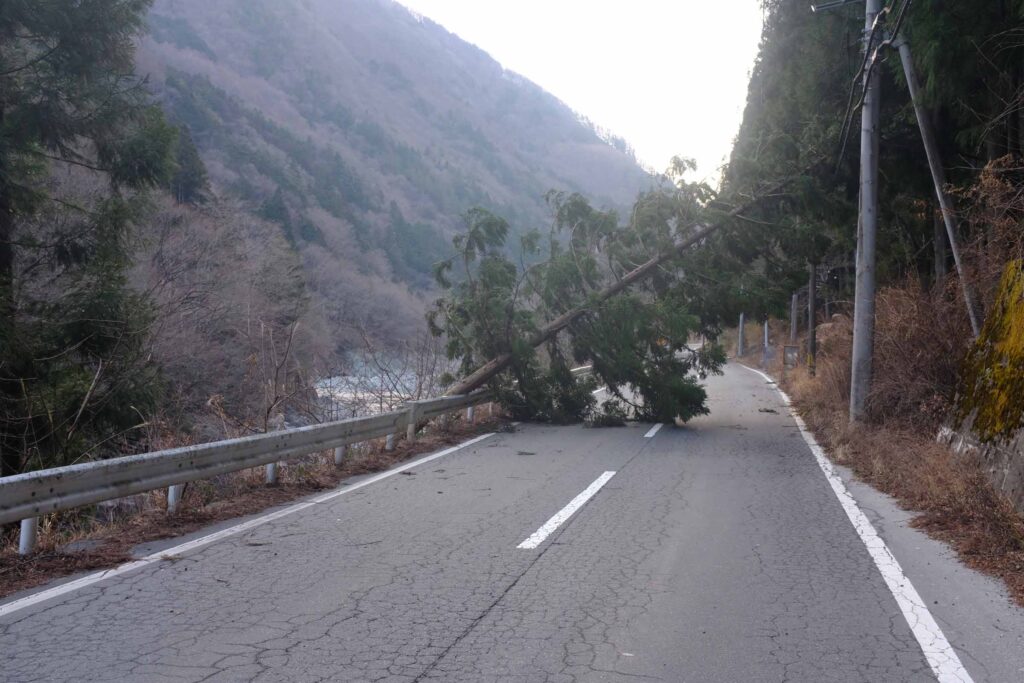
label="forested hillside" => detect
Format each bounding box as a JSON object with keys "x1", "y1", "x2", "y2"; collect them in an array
[
  {"x1": 720, "y1": 0, "x2": 1024, "y2": 455},
  {"x1": 135, "y1": 0, "x2": 651, "y2": 337},
  {"x1": 726, "y1": 0, "x2": 1023, "y2": 316}
]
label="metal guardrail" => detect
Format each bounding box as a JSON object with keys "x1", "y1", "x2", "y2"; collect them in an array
[{"x1": 0, "y1": 390, "x2": 492, "y2": 553}]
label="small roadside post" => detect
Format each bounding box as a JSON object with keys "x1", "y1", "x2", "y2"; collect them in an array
[
  {"x1": 167, "y1": 484, "x2": 184, "y2": 514},
  {"x1": 406, "y1": 401, "x2": 422, "y2": 443},
  {"x1": 266, "y1": 413, "x2": 286, "y2": 485},
  {"x1": 19, "y1": 517, "x2": 39, "y2": 555}
]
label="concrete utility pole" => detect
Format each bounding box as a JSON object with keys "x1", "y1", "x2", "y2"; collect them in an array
[
  {"x1": 762, "y1": 318, "x2": 771, "y2": 367},
  {"x1": 893, "y1": 34, "x2": 982, "y2": 338},
  {"x1": 808, "y1": 264, "x2": 818, "y2": 376},
  {"x1": 790, "y1": 292, "x2": 799, "y2": 342},
  {"x1": 849, "y1": 0, "x2": 883, "y2": 422},
  {"x1": 738, "y1": 312, "x2": 746, "y2": 357}
]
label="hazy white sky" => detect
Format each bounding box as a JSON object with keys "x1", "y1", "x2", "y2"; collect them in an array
[{"x1": 396, "y1": 1, "x2": 765, "y2": 182}]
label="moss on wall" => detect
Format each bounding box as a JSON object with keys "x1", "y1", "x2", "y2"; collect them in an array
[{"x1": 957, "y1": 260, "x2": 1024, "y2": 442}]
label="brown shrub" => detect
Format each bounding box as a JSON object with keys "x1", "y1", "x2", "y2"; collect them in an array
[
  {"x1": 771, "y1": 155, "x2": 1024, "y2": 605},
  {"x1": 957, "y1": 155, "x2": 1024, "y2": 311},
  {"x1": 810, "y1": 314, "x2": 853, "y2": 412},
  {"x1": 795, "y1": 279, "x2": 972, "y2": 431},
  {"x1": 868, "y1": 282, "x2": 973, "y2": 430}
]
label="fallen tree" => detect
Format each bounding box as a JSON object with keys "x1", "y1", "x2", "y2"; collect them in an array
[{"x1": 445, "y1": 174, "x2": 797, "y2": 398}]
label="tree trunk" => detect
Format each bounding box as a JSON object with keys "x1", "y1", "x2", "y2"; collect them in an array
[
  {"x1": 0, "y1": 192, "x2": 18, "y2": 478},
  {"x1": 933, "y1": 205, "x2": 947, "y2": 285},
  {"x1": 1011, "y1": 70, "x2": 1021, "y2": 157},
  {"x1": 1018, "y1": 65, "x2": 1024, "y2": 158}
]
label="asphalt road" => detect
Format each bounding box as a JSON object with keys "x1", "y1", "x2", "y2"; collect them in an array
[{"x1": 2, "y1": 364, "x2": 1022, "y2": 682}]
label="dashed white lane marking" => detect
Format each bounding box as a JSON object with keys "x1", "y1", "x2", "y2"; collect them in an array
[
  {"x1": 643, "y1": 424, "x2": 663, "y2": 438},
  {"x1": 740, "y1": 365, "x2": 974, "y2": 683},
  {"x1": 592, "y1": 386, "x2": 607, "y2": 395},
  {"x1": 517, "y1": 471, "x2": 616, "y2": 550},
  {"x1": 0, "y1": 433, "x2": 496, "y2": 620}
]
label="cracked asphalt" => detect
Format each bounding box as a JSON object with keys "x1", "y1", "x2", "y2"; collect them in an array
[{"x1": 2, "y1": 364, "x2": 1021, "y2": 682}]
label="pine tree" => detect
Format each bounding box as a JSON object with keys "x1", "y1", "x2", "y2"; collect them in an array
[{"x1": 169, "y1": 127, "x2": 209, "y2": 204}]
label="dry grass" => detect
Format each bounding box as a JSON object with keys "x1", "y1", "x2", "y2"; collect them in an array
[
  {"x1": 0, "y1": 414, "x2": 505, "y2": 600},
  {"x1": 783, "y1": 351, "x2": 1024, "y2": 607},
  {"x1": 720, "y1": 317, "x2": 792, "y2": 361}
]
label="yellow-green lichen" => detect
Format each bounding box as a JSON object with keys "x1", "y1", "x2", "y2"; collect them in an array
[{"x1": 957, "y1": 260, "x2": 1024, "y2": 442}]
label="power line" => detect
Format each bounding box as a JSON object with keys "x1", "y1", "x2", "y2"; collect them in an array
[
  {"x1": 834, "y1": 0, "x2": 913, "y2": 172},
  {"x1": 835, "y1": 4, "x2": 891, "y2": 171}
]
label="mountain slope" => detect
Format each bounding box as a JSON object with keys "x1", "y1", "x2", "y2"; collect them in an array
[{"x1": 136, "y1": 0, "x2": 651, "y2": 326}]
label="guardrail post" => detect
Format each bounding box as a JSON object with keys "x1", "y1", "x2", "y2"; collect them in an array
[
  {"x1": 406, "y1": 402, "x2": 420, "y2": 443},
  {"x1": 385, "y1": 433, "x2": 395, "y2": 451},
  {"x1": 19, "y1": 517, "x2": 39, "y2": 555},
  {"x1": 466, "y1": 405, "x2": 475, "y2": 424},
  {"x1": 266, "y1": 416, "x2": 284, "y2": 484},
  {"x1": 0, "y1": 396, "x2": 501, "y2": 529},
  {"x1": 167, "y1": 484, "x2": 184, "y2": 514},
  {"x1": 333, "y1": 445, "x2": 347, "y2": 466}
]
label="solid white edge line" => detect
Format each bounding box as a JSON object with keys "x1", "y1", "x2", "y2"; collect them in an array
[
  {"x1": 517, "y1": 471, "x2": 616, "y2": 550},
  {"x1": 0, "y1": 432, "x2": 496, "y2": 621},
  {"x1": 643, "y1": 424, "x2": 663, "y2": 438},
  {"x1": 740, "y1": 364, "x2": 973, "y2": 683}
]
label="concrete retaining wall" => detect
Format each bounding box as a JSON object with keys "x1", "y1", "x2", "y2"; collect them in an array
[{"x1": 938, "y1": 423, "x2": 1024, "y2": 513}]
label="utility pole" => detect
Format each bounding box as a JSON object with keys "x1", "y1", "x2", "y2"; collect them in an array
[
  {"x1": 932, "y1": 208, "x2": 947, "y2": 283},
  {"x1": 893, "y1": 33, "x2": 982, "y2": 338},
  {"x1": 849, "y1": 0, "x2": 883, "y2": 422},
  {"x1": 738, "y1": 312, "x2": 746, "y2": 357},
  {"x1": 790, "y1": 292, "x2": 799, "y2": 342},
  {"x1": 808, "y1": 264, "x2": 818, "y2": 376}
]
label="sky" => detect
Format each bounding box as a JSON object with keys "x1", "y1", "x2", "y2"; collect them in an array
[{"x1": 396, "y1": 1, "x2": 765, "y2": 182}]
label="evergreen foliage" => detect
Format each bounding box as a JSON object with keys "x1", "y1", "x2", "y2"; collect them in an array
[
  {"x1": 724, "y1": 1, "x2": 1024, "y2": 323},
  {"x1": 429, "y1": 180, "x2": 727, "y2": 424},
  {"x1": 0, "y1": 0, "x2": 175, "y2": 474},
  {"x1": 169, "y1": 127, "x2": 209, "y2": 204}
]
